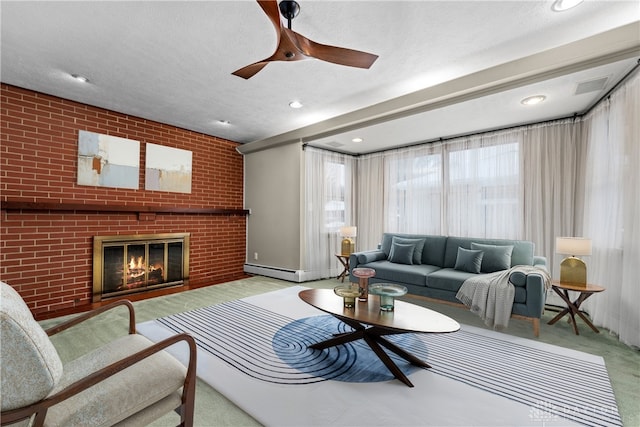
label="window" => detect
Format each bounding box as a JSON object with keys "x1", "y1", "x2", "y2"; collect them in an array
[
  {"x1": 385, "y1": 153, "x2": 442, "y2": 234},
  {"x1": 447, "y1": 142, "x2": 519, "y2": 238},
  {"x1": 324, "y1": 161, "x2": 346, "y2": 232}
]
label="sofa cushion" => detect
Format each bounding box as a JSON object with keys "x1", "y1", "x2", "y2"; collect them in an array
[
  {"x1": 380, "y1": 233, "x2": 447, "y2": 267},
  {"x1": 392, "y1": 236, "x2": 425, "y2": 265},
  {"x1": 361, "y1": 260, "x2": 438, "y2": 287},
  {"x1": 426, "y1": 268, "x2": 478, "y2": 293},
  {"x1": 388, "y1": 242, "x2": 415, "y2": 265},
  {"x1": 471, "y1": 242, "x2": 514, "y2": 273},
  {"x1": 454, "y1": 248, "x2": 484, "y2": 274},
  {"x1": 444, "y1": 237, "x2": 534, "y2": 268},
  {"x1": 1, "y1": 282, "x2": 63, "y2": 412}
]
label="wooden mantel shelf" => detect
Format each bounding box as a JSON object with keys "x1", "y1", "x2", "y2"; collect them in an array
[{"x1": 1, "y1": 201, "x2": 250, "y2": 215}]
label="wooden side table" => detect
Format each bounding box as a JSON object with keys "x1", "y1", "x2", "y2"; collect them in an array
[
  {"x1": 547, "y1": 281, "x2": 605, "y2": 335},
  {"x1": 335, "y1": 254, "x2": 350, "y2": 282}
]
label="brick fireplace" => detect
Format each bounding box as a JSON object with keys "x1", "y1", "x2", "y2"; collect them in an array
[{"x1": 1, "y1": 84, "x2": 248, "y2": 318}]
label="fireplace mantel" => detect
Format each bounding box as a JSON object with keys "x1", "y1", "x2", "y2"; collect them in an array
[{"x1": 1, "y1": 200, "x2": 250, "y2": 215}]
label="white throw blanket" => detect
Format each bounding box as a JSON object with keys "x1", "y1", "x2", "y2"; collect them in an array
[{"x1": 456, "y1": 265, "x2": 551, "y2": 331}]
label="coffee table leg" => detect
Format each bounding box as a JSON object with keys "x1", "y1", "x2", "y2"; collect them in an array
[
  {"x1": 363, "y1": 334, "x2": 414, "y2": 387},
  {"x1": 309, "y1": 329, "x2": 364, "y2": 350},
  {"x1": 376, "y1": 336, "x2": 431, "y2": 369},
  {"x1": 307, "y1": 318, "x2": 423, "y2": 387}
]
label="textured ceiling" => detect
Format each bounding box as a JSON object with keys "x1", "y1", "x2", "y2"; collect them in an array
[{"x1": 1, "y1": 1, "x2": 639, "y2": 154}]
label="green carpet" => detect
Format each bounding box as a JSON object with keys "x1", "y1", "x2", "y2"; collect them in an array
[{"x1": 39, "y1": 276, "x2": 640, "y2": 427}]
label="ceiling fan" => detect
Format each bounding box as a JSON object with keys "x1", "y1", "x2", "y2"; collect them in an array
[{"x1": 232, "y1": 0, "x2": 378, "y2": 79}]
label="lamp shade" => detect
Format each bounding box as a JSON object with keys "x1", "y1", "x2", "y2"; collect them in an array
[
  {"x1": 340, "y1": 226, "x2": 357, "y2": 238},
  {"x1": 556, "y1": 237, "x2": 592, "y2": 256}
]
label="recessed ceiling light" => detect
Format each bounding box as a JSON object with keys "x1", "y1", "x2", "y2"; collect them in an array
[
  {"x1": 551, "y1": 0, "x2": 583, "y2": 12},
  {"x1": 521, "y1": 95, "x2": 546, "y2": 106},
  {"x1": 289, "y1": 100, "x2": 303, "y2": 109},
  {"x1": 351, "y1": 137, "x2": 363, "y2": 143},
  {"x1": 71, "y1": 74, "x2": 89, "y2": 83},
  {"x1": 218, "y1": 120, "x2": 231, "y2": 125}
]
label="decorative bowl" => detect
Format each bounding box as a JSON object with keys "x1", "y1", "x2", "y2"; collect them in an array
[
  {"x1": 368, "y1": 283, "x2": 408, "y2": 311},
  {"x1": 334, "y1": 285, "x2": 361, "y2": 308}
]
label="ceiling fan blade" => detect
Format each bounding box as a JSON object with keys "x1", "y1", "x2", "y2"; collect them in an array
[
  {"x1": 232, "y1": 0, "x2": 378, "y2": 78},
  {"x1": 231, "y1": 0, "x2": 284, "y2": 79},
  {"x1": 257, "y1": 0, "x2": 283, "y2": 33},
  {"x1": 293, "y1": 32, "x2": 378, "y2": 69},
  {"x1": 232, "y1": 61, "x2": 270, "y2": 79}
]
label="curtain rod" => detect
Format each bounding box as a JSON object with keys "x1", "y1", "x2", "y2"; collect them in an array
[
  {"x1": 583, "y1": 59, "x2": 640, "y2": 116},
  {"x1": 305, "y1": 60, "x2": 640, "y2": 158}
]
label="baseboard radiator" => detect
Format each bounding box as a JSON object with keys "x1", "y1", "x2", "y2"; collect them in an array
[{"x1": 243, "y1": 264, "x2": 327, "y2": 283}]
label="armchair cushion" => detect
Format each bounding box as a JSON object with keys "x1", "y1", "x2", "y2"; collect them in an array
[
  {"x1": 0, "y1": 282, "x2": 63, "y2": 412},
  {"x1": 44, "y1": 334, "x2": 187, "y2": 427}
]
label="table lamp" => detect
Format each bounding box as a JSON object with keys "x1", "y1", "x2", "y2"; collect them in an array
[
  {"x1": 340, "y1": 226, "x2": 357, "y2": 256},
  {"x1": 556, "y1": 237, "x2": 592, "y2": 286}
]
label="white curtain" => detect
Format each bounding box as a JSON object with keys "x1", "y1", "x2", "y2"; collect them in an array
[
  {"x1": 581, "y1": 71, "x2": 639, "y2": 348},
  {"x1": 521, "y1": 119, "x2": 585, "y2": 279},
  {"x1": 383, "y1": 144, "x2": 443, "y2": 235},
  {"x1": 356, "y1": 153, "x2": 385, "y2": 251},
  {"x1": 444, "y1": 131, "x2": 521, "y2": 239},
  {"x1": 359, "y1": 132, "x2": 522, "y2": 240},
  {"x1": 304, "y1": 147, "x2": 356, "y2": 278}
]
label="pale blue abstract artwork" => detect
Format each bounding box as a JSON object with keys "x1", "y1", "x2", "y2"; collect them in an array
[{"x1": 77, "y1": 130, "x2": 140, "y2": 189}]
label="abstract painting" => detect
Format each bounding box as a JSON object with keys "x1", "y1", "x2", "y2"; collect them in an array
[
  {"x1": 77, "y1": 130, "x2": 140, "y2": 189},
  {"x1": 145, "y1": 143, "x2": 192, "y2": 193}
]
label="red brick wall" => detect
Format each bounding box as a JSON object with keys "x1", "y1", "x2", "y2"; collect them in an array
[{"x1": 1, "y1": 84, "x2": 247, "y2": 316}]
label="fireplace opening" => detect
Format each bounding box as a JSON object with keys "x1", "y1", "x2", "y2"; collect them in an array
[{"x1": 93, "y1": 233, "x2": 189, "y2": 302}]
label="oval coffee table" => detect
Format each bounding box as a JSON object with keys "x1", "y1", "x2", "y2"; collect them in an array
[{"x1": 298, "y1": 288, "x2": 460, "y2": 387}]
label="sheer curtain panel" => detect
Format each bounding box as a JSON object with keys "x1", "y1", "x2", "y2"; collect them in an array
[
  {"x1": 304, "y1": 147, "x2": 356, "y2": 279},
  {"x1": 356, "y1": 153, "x2": 385, "y2": 251},
  {"x1": 521, "y1": 119, "x2": 584, "y2": 279},
  {"x1": 383, "y1": 144, "x2": 443, "y2": 235},
  {"x1": 581, "y1": 71, "x2": 639, "y2": 348}
]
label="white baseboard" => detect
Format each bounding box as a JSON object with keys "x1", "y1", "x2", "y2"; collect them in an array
[{"x1": 243, "y1": 264, "x2": 329, "y2": 283}]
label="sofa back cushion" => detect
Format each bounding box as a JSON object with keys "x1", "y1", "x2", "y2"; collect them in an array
[
  {"x1": 381, "y1": 233, "x2": 447, "y2": 267},
  {"x1": 1, "y1": 282, "x2": 63, "y2": 411},
  {"x1": 443, "y1": 237, "x2": 534, "y2": 269}
]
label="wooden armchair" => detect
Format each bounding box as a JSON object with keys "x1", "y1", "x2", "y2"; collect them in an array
[{"x1": 0, "y1": 281, "x2": 197, "y2": 427}]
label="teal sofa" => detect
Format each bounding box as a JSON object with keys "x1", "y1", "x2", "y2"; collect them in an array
[{"x1": 349, "y1": 233, "x2": 548, "y2": 335}]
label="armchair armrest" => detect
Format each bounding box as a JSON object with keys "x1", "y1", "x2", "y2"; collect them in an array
[
  {"x1": 1, "y1": 333, "x2": 198, "y2": 427},
  {"x1": 45, "y1": 300, "x2": 136, "y2": 336}
]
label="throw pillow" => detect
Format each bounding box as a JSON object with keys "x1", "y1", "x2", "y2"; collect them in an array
[
  {"x1": 454, "y1": 247, "x2": 484, "y2": 274},
  {"x1": 470, "y1": 243, "x2": 514, "y2": 273},
  {"x1": 392, "y1": 236, "x2": 426, "y2": 265},
  {"x1": 388, "y1": 243, "x2": 415, "y2": 265}
]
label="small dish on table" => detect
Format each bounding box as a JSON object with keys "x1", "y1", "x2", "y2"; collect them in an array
[
  {"x1": 334, "y1": 285, "x2": 361, "y2": 308},
  {"x1": 368, "y1": 283, "x2": 408, "y2": 311}
]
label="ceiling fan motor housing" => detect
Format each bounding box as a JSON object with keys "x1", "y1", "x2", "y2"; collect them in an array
[{"x1": 279, "y1": 0, "x2": 300, "y2": 28}]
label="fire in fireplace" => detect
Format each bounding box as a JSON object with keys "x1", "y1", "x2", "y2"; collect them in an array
[{"x1": 93, "y1": 233, "x2": 189, "y2": 302}]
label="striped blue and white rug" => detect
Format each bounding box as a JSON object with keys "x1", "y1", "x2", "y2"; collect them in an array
[{"x1": 138, "y1": 286, "x2": 621, "y2": 427}]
